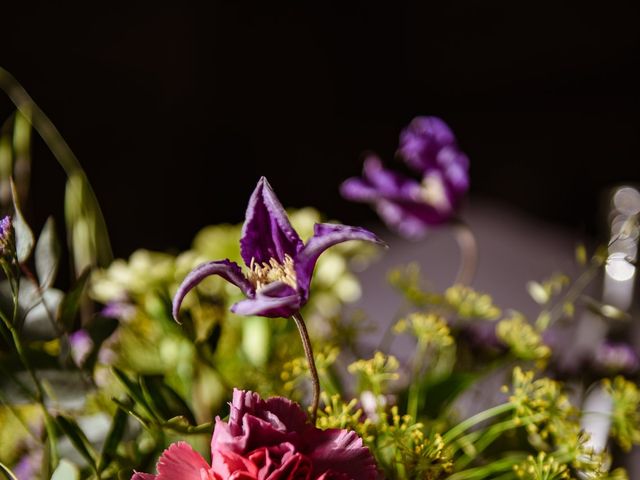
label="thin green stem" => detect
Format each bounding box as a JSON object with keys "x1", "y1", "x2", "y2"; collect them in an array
[
  {"x1": 407, "y1": 342, "x2": 428, "y2": 420},
  {"x1": 0, "y1": 263, "x2": 59, "y2": 467},
  {"x1": 442, "y1": 402, "x2": 514, "y2": 444},
  {"x1": 446, "y1": 453, "x2": 526, "y2": 480},
  {"x1": 454, "y1": 413, "x2": 545, "y2": 468},
  {"x1": 291, "y1": 312, "x2": 320, "y2": 424}
]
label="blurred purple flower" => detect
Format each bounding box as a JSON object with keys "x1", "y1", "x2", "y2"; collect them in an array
[
  {"x1": 341, "y1": 117, "x2": 469, "y2": 239},
  {"x1": 133, "y1": 388, "x2": 377, "y2": 480},
  {"x1": 173, "y1": 177, "x2": 384, "y2": 320},
  {"x1": 398, "y1": 116, "x2": 468, "y2": 181},
  {"x1": 101, "y1": 300, "x2": 136, "y2": 321},
  {"x1": 593, "y1": 342, "x2": 639, "y2": 373},
  {"x1": 341, "y1": 155, "x2": 459, "y2": 239},
  {"x1": 69, "y1": 329, "x2": 94, "y2": 366}
]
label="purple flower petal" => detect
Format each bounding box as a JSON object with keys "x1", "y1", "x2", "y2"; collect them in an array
[
  {"x1": 240, "y1": 177, "x2": 304, "y2": 266},
  {"x1": 231, "y1": 282, "x2": 301, "y2": 318},
  {"x1": 398, "y1": 116, "x2": 456, "y2": 173},
  {"x1": 69, "y1": 329, "x2": 94, "y2": 366},
  {"x1": 295, "y1": 223, "x2": 385, "y2": 300},
  {"x1": 172, "y1": 259, "x2": 254, "y2": 322},
  {"x1": 362, "y1": 156, "x2": 422, "y2": 201}
]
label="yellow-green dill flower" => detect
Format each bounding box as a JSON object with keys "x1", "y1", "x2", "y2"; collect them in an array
[
  {"x1": 513, "y1": 452, "x2": 570, "y2": 480},
  {"x1": 444, "y1": 284, "x2": 501, "y2": 320},
  {"x1": 603, "y1": 376, "x2": 640, "y2": 452},
  {"x1": 504, "y1": 367, "x2": 576, "y2": 441},
  {"x1": 394, "y1": 312, "x2": 454, "y2": 351},
  {"x1": 348, "y1": 352, "x2": 400, "y2": 395},
  {"x1": 496, "y1": 313, "x2": 551, "y2": 363},
  {"x1": 281, "y1": 345, "x2": 340, "y2": 395}
]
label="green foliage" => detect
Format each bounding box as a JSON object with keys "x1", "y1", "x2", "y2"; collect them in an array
[{"x1": 0, "y1": 80, "x2": 637, "y2": 478}]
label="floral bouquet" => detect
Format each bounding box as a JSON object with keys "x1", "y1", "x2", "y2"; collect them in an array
[{"x1": 0, "y1": 68, "x2": 639, "y2": 480}]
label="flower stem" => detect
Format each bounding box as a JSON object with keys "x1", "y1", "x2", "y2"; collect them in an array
[
  {"x1": 452, "y1": 219, "x2": 477, "y2": 286},
  {"x1": 291, "y1": 312, "x2": 320, "y2": 424},
  {"x1": 442, "y1": 402, "x2": 514, "y2": 444}
]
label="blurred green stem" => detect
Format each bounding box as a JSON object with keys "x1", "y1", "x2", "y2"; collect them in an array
[
  {"x1": 406, "y1": 342, "x2": 428, "y2": 420},
  {"x1": 0, "y1": 261, "x2": 59, "y2": 468}
]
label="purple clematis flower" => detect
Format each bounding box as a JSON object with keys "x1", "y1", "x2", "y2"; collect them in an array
[
  {"x1": 398, "y1": 116, "x2": 468, "y2": 181},
  {"x1": 173, "y1": 177, "x2": 384, "y2": 320},
  {"x1": 341, "y1": 117, "x2": 469, "y2": 240}
]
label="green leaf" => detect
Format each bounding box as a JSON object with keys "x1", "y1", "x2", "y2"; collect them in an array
[
  {"x1": 140, "y1": 375, "x2": 196, "y2": 425},
  {"x1": 35, "y1": 216, "x2": 61, "y2": 289},
  {"x1": 56, "y1": 268, "x2": 90, "y2": 331},
  {"x1": 55, "y1": 415, "x2": 97, "y2": 472},
  {"x1": 111, "y1": 367, "x2": 154, "y2": 420},
  {"x1": 0, "y1": 461, "x2": 18, "y2": 480},
  {"x1": 50, "y1": 459, "x2": 80, "y2": 480},
  {"x1": 10, "y1": 178, "x2": 34, "y2": 263},
  {"x1": 418, "y1": 373, "x2": 477, "y2": 418},
  {"x1": 98, "y1": 407, "x2": 128, "y2": 472}
]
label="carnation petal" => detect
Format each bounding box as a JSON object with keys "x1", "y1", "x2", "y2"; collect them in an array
[
  {"x1": 307, "y1": 429, "x2": 377, "y2": 480},
  {"x1": 156, "y1": 441, "x2": 212, "y2": 480},
  {"x1": 131, "y1": 473, "x2": 157, "y2": 480},
  {"x1": 211, "y1": 448, "x2": 259, "y2": 479}
]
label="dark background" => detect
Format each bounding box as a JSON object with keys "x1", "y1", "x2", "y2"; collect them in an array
[{"x1": 1, "y1": 2, "x2": 639, "y2": 257}]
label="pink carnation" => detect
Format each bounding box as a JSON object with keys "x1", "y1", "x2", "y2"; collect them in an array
[{"x1": 132, "y1": 389, "x2": 377, "y2": 480}]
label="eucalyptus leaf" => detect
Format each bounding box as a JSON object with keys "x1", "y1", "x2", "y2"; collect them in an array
[
  {"x1": 50, "y1": 459, "x2": 80, "y2": 480},
  {"x1": 55, "y1": 415, "x2": 97, "y2": 472},
  {"x1": 9, "y1": 178, "x2": 34, "y2": 263},
  {"x1": 35, "y1": 216, "x2": 61, "y2": 289},
  {"x1": 57, "y1": 268, "x2": 90, "y2": 332}
]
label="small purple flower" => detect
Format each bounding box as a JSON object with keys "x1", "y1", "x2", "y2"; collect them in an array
[
  {"x1": 0, "y1": 215, "x2": 14, "y2": 257},
  {"x1": 341, "y1": 117, "x2": 469, "y2": 240},
  {"x1": 173, "y1": 177, "x2": 384, "y2": 320},
  {"x1": 593, "y1": 342, "x2": 639, "y2": 373}
]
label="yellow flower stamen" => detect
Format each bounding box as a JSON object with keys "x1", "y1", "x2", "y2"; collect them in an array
[{"x1": 247, "y1": 254, "x2": 297, "y2": 290}]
